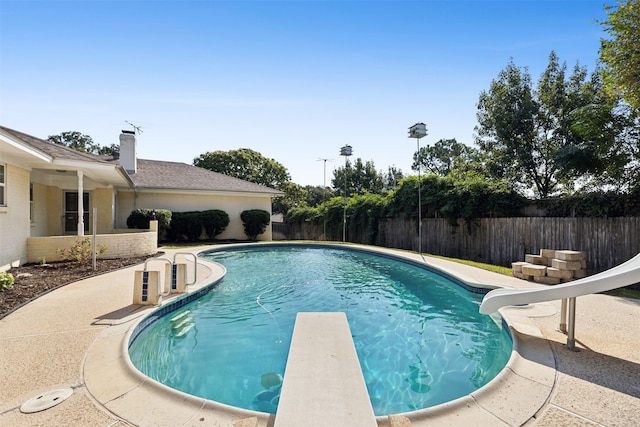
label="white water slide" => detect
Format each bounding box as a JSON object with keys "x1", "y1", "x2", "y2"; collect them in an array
[{"x1": 479, "y1": 252, "x2": 640, "y2": 350}]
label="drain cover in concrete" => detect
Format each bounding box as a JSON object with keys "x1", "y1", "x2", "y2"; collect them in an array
[{"x1": 20, "y1": 388, "x2": 73, "y2": 413}]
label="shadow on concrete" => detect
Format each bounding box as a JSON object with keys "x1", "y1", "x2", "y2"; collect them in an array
[
  {"x1": 528, "y1": 334, "x2": 640, "y2": 399},
  {"x1": 92, "y1": 304, "x2": 147, "y2": 326}
]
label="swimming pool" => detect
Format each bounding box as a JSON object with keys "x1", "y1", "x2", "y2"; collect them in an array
[{"x1": 129, "y1": 245, "x2": 512, "y2": 416}]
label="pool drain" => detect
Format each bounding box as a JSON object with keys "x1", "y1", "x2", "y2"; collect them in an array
[{"x1": 20, "y1": 388, "x2": 73, "y2": 413}]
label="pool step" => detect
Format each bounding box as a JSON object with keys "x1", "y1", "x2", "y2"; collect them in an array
[
  {"x1": 170, "y1": 310, "x2": 190, "y2": 322},
  {"x1": 274, "y1": 312, "x2": 377, "y2": 427},
  {"x1": 170, "y1": 310, "x2": 194, "y2": 338}
]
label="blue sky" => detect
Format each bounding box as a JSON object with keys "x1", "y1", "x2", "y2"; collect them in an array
[{"x1": 1, "y1": 0, "x2": 608, "y2": 187}]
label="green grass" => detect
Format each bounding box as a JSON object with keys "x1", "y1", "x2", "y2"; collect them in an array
[
  {"x1": 428, "y1": 254, "x2": 513, "y2": 276},
  {"x1": 604, "y1": 287, "x2": 640, "y2": 299},
  {"x1": 160, "y1": 242, "x2": 215, "y2": 249}
]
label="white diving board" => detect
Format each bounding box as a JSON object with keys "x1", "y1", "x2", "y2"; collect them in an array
[{"x1": 274, "y1": 312, "x2": 377, "y2": 427}]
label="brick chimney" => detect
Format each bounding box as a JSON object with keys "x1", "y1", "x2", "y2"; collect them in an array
[{"x1": 119, "y1": 130, "x2": 137, "y2": 174}]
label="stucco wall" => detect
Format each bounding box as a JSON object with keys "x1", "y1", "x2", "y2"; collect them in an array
[
  {"x1": 46, "y1": 187, "x2": 63, "y2": 235},
  {"x1": 93, "y1": 187, "x2": 115, "y2": 234},
  {"x1": 0, "y1": 164, "x2": 30, "y2": 270},
  {"x1": 26, "y1": 221, "x2": 158, "y2": 264},
  {"x1": 30, "y1": 181, "x2": 48, "y2": 237},
  {"x1": 116, "y1": 190, "x2": 274, "y2": 240}
]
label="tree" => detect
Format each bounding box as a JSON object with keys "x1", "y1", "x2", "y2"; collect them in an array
[
  {"x1": 475, "y1": 53, "x2": 620, "y2": 197},
  {"x1": 413, "y1": 138, "x2": 482, "y2": 176},
  {"x1": 332, "y1": 158, "x2": 384, "y2": 196},
  {"x1": 305, "y1": 185, "x2": 335, "y2": 207},
  {"x1": 48, "y1": 131, "x2": 119, "y2": 156},
  {"x1": 600, "y1": 0, "x2": 640, "y2": 111},
  {"x1": 475, "y1": 58, "x2": 538, "y2": 194},
  {"x1": 272, "y1": 182, "x2": 308, "y2": 215},
  {"x1": 382, "y1": 166, "x2": 404, "y2": 191},
  {"x1": 194, "y1": 148, "x2": 290, "y2": 189}
]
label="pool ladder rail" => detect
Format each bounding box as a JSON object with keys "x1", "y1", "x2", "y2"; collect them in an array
[{"x1": 132, "y1": 252, "x2": 199, "y2": 305}]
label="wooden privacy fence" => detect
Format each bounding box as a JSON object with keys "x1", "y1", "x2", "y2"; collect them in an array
[{"x1": 283, "y1": 217, "x2": 640, "y2": 274}]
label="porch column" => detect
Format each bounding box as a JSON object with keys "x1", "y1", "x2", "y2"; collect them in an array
[{"x1": 77, "y1": 170, "x2": 84, "y2": 236}]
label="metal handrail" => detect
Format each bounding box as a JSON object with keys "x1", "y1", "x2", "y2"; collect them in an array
[
  {"x1": 172, "y1": 252, "x2": 198, "y2": 286},
  {"x1": 144, "y1": 257, "x2": 172, "y2": 271}
]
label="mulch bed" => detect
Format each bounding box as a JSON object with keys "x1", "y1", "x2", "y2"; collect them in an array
[{"x1": 1, "y1": 255, "x2": 159, "y2": 319}]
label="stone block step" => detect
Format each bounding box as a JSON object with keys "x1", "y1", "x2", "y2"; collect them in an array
[
  {"x1": 534, "y1": 275, "x2": 561, "y2": 285},
  {"x1": 574, "y1": 269, "x2": 588, "y2": 279},
  {"x1": 511, "y1": 261, "x2": 529, "y2": 273},
  {"x1": 551, "y1": 259, "x2": 583, "y2": 271},
  {"x1": 555, "y1": 250, "x2": 585, "y2": 261},
  {"x1": 546, "y1": 267, "x2": 573, "y2": 280},
  {"x1": 513, "y1": 272, "x2": 534, "y2": 280},
  {"x1": 525, "y1": 254, "x2": 548, "y2": 265},
  {"x1": 521, "y1": 264, "x2": 547, "y2": 277},
  {"x1": 540, "y1": 249, "x2": 557, "y2": 259}
]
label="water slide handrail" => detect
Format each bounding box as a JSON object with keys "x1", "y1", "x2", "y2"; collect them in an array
[{"x1": 479, "y1": 252, "x2": 640, "y2": 315}]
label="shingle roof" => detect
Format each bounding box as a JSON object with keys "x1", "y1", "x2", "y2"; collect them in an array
[
  {"x1": 0, "y1": 126, "x2": 113, "y2": 164},
  {"x1": 130, "y1": 159, "x2": 283, "y2": 195},
  {"x1": 1, "y1": 125, "x2": 282, "y2": 196}
]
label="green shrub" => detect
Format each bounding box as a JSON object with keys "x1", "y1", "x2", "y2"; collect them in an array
[
  {"x1": 202, "y1": 209, "x2": 230, "y2": 239},
  {"x1": 168, "y1": 211, "x2": 203, "y2": 241},
  {"x1": 0, "y1": 271, "x2": 14, "y2": 291},
  {"x1": 240, "y1": 209, "x2": 271, "y2": 240},
  {"x1": 126, "y1": 209, "x2": 171, "y2": 232},
  {"x1": 56, "y1": 237, "x2": 107, "y2": 264},
  {"x1": 284, "y1": 205, "x2": 322, "y2": 224}
]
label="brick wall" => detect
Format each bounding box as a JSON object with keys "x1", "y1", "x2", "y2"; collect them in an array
[
  {"x1": 26, "y1": 221, "x2": 158, "y2": 263},
  {"x1": 0, "y1": 164, "x2": 30, "y2": 270}
]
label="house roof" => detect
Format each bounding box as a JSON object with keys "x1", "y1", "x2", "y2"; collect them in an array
[
  {"x1": 0, "y1": 125, "x2": 283, "y2": 196},
  {"x1": 0, "y1": 126, "x2": 113, "y2": 164},
  {"x1": 129, "y1": 159, "x2": 283, "y2": 195}
]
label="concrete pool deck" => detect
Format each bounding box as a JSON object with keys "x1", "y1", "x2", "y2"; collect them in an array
[{"x1": 1, "y1": 243, "x2": 639, "y2": 426}]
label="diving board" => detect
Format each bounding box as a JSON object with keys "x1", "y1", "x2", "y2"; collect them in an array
[
  {"x1": 274, "y1": 312, "x2": 377, "y2": 427},
  {"x1": 480, "y1": 252, "x2": 640, "y2": 349}
]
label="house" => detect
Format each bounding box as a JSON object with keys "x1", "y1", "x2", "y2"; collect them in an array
[{"x1": 0, "y1": 126, "x2": 283, "y2": 271}]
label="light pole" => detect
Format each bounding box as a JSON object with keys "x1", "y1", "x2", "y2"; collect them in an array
[
  {"x1": 339, "y1": 145, "x2": 353, "y2": 242},
  {"x1": 317, "y1": 158, "x2": 333, "y2": 240},
  {"x1": 408, "y1": 122, "x2": 427, "y2": 254}
]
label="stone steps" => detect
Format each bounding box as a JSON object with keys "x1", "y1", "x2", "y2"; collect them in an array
[{"x1": 513, "y1": 249, "x2": 587, "y2": 285}]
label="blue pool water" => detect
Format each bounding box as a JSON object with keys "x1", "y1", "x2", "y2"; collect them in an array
[{"x1": 129, "y1": 245, "x2": 512, "y2": 416}]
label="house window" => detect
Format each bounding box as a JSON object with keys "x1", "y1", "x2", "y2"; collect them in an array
[{"x1": 0, "y1": 164, "x2": 5, "y2": 206}]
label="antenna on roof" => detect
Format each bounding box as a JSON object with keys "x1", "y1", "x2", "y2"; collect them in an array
[{"x1": 125, "y1": 121, "x2": 144, "y2": 135}]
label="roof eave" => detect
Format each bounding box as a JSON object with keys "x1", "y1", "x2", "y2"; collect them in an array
[
  {"x1": 0, "y1": 130, "x2": 52, "y2": 163},
  {"x1": 131, "y1": 186, "x2": 283, "y2": 197}
]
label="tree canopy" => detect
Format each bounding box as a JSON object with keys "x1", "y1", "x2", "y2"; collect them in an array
[
  {"x1": 331, "y1": 158, "x2": 384, "y2": 196},
  {"x1": 48, "y1": 131, "x2": 118, "y2": 156},
  {"x1": 194, "y1": 148, "x2": 291, "y2": 189},
  {"x1": 413, "y1": 138, "x2": 482, "y2": 176},
  {"x1": 475, "y1": 52, "x2": 623, "y2": 197},
  {"x1": 600, "y1": 0, "x2": 640, "y2": 111}
]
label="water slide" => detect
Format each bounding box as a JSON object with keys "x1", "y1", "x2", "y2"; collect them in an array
[{"x1": 480, "y1": 252, "x2": 640, "y2": 315}]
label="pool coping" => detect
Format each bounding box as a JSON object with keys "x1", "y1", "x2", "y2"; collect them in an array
[{"x1": 82, "y1": 242, "x2": 556, "y2": 426}]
